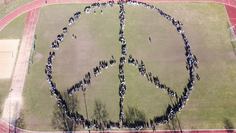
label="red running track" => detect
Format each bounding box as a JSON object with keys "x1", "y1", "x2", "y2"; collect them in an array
[
  {"x1": 0, "y1": 0, "x2": 236, "y2": 31},
  {"x1": 0, "y1": 115, "x2": 236, "y2": 133},
  {"x1": 0, "y1": 0, "x2": 236, "y2": 133},
  {"x1": 0, "y1": 7, "x2": 40, "y2": 133}
]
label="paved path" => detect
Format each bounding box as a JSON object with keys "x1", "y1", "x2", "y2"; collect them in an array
[
  {"x1": 1, "y1": 7, "x2": 40, "y2": 125},
  {"x1": 0, "y1": 0, "x2": 235, "y2": 133}
]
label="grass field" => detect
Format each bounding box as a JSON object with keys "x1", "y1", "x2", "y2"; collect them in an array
[
  {"x1": 0, "y1": 13, "x2": 26, "y2": 117},
  {"x1": 21, "y1": 2, "x2": 236, "y2": 131}
]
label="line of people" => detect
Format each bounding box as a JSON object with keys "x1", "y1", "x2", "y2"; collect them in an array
[
  {"x1": 122, "y1": 0, "x2": 200, "y2": 127},
  {"x1": 52, "y1": 28, "x2": 67, "y2": 49},
  {"x1": 101, "y1": 1, "x2": 115, "y2": 8},
  {"x1": 74, "y1": 12, "x2": 81, "y2": 20},
  {"x1": 119, "y1": 2, "x2": 127, "y2": 57},
  {"x1": 68, "y1": 81, "x2": 83, "y2": 96},
  {"x1": 93, "y1": 60, "x2": 109, "y2": 77},
  {"x1": 45, "y1": 52, "x2": 87, "y2": 124},
  {"x1": 182, "y1": 33, "x2": 199, "y2": 92},
  {"x1": 118, "y1": 2, "x2": 126, "y2": 125},
  {"x1": 45, "y1": 51, "x2": 55, "y2": 83},
  {"x1": 69, "y1": 10, "x2": 81, "y2": 25},
  {"x1": 138, "y1": 60, "x2": 147, "y2": 76},
  {"x1": 44, "y1": 52, "x2": 70, "y2": 120},
  {"x1": 45, "y1": 0, "x2": 201, "y2": 130},
  {"x1": 45, "y1": 1, "x2": 121, "y2": 130},
  {"x1": 127, "y1": 54, "x2": 169, "y2": 91},
  {"x1": 84, "y1": 72, "x2": 91, "y2": 86}
]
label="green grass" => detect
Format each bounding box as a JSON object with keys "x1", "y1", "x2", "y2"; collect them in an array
[
  {"x1": 0, "y1": 79, "x2": 11, "y2": 116},
  {"x1": 22, "y1": 2, "x2": 236, "y2": 131},
  {"x1": 0, "y1": 0, "x2": 35, "y2": 21},
  {"x1": 0, "y1": 13, "x2": 26, "y2": 117},
  {"x1": 0, "y1": 13, "x2": 26, "y2": 39}
]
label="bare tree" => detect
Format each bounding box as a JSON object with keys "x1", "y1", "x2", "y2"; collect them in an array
[
  {"x1": 125, "y1": 106, "x2": 146, "y2": 126},
  {"x1": 15, "y1": 111, "x2": 25, "y2": 129},
  {"x1": 223, "y1": 117, "x2": 235, "y2": 133},
  {"x1": 93, "y1": 99, "x2": 109, "y2": 129},
  {"x1": 51, "y1": 92, "x2": 80, "y2": 131}
]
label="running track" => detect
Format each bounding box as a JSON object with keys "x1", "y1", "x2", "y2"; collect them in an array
[
  {"x1": 0, "y1": 0, "x2": 236, "y2": 31},
  {"x1": 0, "y1": 0, "x2": 236, "y2": 133}
]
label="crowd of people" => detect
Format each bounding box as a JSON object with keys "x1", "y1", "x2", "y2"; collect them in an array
[
  {"x1": 44, "y1": 51, "x2": 89, "y2": 126},
  {"x1": 138, "y1": 60, "x2": 147, "y2": 76},
  {"x1": 45, "y1": 51, "x2": 55, "y2": 83},
  {"x1": 43, "y1": 1, "x2": 120, "y2": 129},
  {"x1": 68, "y1": 81, "x2": 83, "y2": 96},
  {"x1": 115, "y1": 0, "x2": 200, "y2": 127},
  {"x1": 67, "y1": 73, "x2": 92, "y2": 96},
  {"x1": 43, "y1": 0, "x2": 201, "y2": 130},
  {"x1": 84, "y1": 6, "x2": 91, "y2": 14},
  {"x1": 69, "y1": 17, "x2": 74, "y2": 25},
  {"x1": 93, "y1": 58, "x2": 116, "y2": 77},
  {"x1": 118, "y1": 2, "x2": 126, "y2": 124},
  {"x1": 74, "y1": 12, "x2": 81, "y2": 20},
  {"x1": 51, "y1": 28, "x2": 67, "y2": 49}
]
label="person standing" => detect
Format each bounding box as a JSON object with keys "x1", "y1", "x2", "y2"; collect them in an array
[{"x1": 149, "y1": 37, "x2": 152, "y2": 42}]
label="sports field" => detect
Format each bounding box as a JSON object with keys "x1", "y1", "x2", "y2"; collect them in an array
[
  {"x1": 0, "y1": 13, "x2": 26, "y2": 117},
  {"x1": 19, "y1": 2, "x2": 236, "y2": 131}
]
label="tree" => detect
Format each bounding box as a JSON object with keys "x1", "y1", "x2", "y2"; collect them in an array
[
  {"x1": 15, "y1": 111, "x2": 25, "y2": 129},
  {"x1": 51, "y1": 92, "x2": 80, "y2": 131},
  {"x1": 93, "y1": 99, "x2": 109, "y2": 129},
  {"x1": 223, "y1": 117, "x2": 235, "y2": 133},
  {"x1": 125, "y1": 106, "x2": 146, "y2": 125}
]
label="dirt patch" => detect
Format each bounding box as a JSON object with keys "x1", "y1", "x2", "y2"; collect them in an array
[
  {"x1": 226, "y1": 51, "x2": 236, "y2": 60},
  {"x1": 34, "y1": 52, "x2": 43, "y2": 64},
  {"x1": 0, "y1": 39, "x2": 20, "y2": 79}
]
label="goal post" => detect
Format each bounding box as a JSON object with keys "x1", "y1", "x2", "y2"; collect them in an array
[{"x1": 228, "y1": 25, "x2": 236, "y2": 41}]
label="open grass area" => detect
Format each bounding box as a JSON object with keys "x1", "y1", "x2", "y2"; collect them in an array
[
  {"x1": 0, "y1": 13, "x2": 26, "y2": 117},
  {"x1": 22, "y1": 2, "x2": 236, "y2": 131}
]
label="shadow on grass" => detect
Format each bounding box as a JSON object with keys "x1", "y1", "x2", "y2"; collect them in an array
[
  {"x1": 123, "y1": 106, "x2": 146, "y2": 129},
  {"x1": 163, "y1": 118, "x2": 179, "y2": 131},
  {"x1": 51, "y1": 92, "x2": 81, "y2": 131},
  {"x1": 92, "y1": 99, "x2": 109, "y2": 130},
  {"x1": 15, "y1": 110, "x2": 25, "y2": 129},
  {"x1": 223, "y1": 117, "x2": 235, "y2": 133}
]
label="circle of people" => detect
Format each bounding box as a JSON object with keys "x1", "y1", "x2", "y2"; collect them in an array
[{"x1": 44, "y1": 0, "x2": 200, "y2": 131}]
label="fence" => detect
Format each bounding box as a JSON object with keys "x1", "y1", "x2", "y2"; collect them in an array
[
  {"x1": 228, "y1": 26, "x2": 236, "y2": 41},
  {"x1": 26, "y1": 36, "x2": 36, "y2": 75}
]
